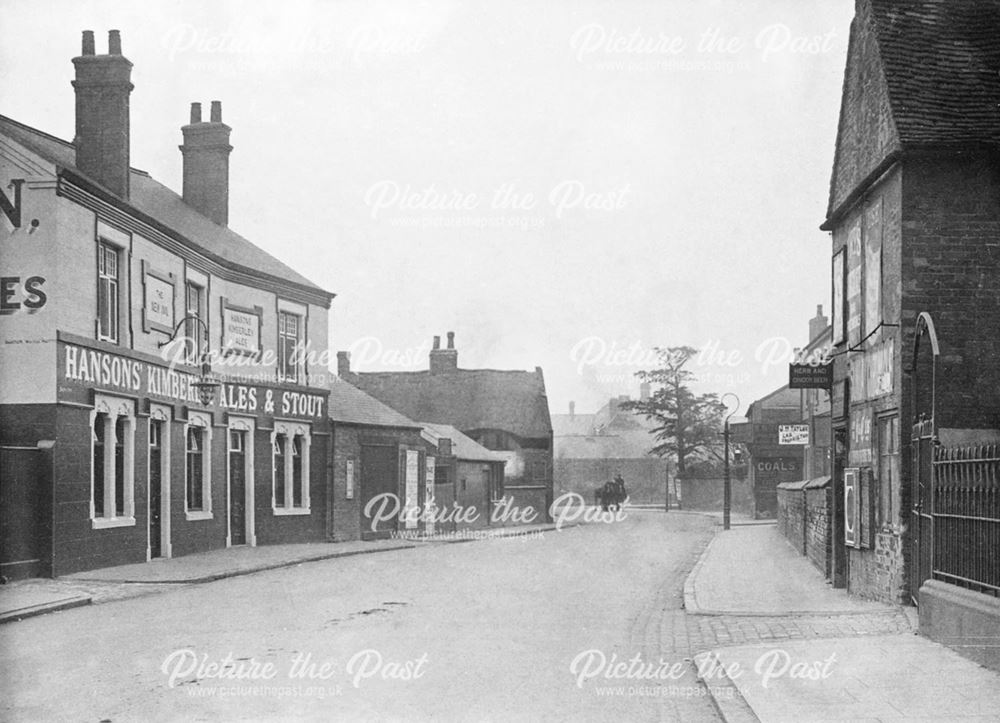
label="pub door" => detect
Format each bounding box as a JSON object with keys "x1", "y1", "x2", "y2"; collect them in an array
[
  {"x1": 229, "y1": 429, "x2": 248, "y2": 546},
  {"x1": 149, "y1": 419, "x2": 164, "y2": 558}
]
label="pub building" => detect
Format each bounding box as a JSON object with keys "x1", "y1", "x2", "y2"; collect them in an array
[{"x1": 0, "y1": 31, "x2": 334, "y2": 578}]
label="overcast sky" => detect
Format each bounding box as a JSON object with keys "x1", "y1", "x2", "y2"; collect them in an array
[{"x1": 1, "y1": 0, "x2": 854, "y2": 416}]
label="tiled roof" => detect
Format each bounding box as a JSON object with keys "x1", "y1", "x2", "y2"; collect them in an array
[
  {"x1": 872, "y1": 0, "x2": 1000, "y2": 146},
  {"x1": 328, "y1": 377, "x2": 420, "y2": 428},
  {"x1": 353, "y1": 368, "x2": 552, "y2": 439},
  {"x1": 420, "y1": 423, "x2": 507, "y2": 463},
  {"x1": 0, "y1": 114, "x2": 332, "y2": 298}
]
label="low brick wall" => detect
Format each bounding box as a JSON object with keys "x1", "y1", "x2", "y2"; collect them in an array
[{"x1": 777, "y1": 476, "x2": 831, "y2": 579}]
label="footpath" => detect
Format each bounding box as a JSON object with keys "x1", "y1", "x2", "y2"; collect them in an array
[
  {"x1": 0, "y1": 521, "x2": 564, "y2": 624},
  {"x1": 685, "y1": 523, "x2": 1000, "y2": 722}
]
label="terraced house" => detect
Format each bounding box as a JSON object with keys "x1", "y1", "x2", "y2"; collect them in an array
[{"x1": 0, "y1": 31, "x2": 335, "y2": 578}]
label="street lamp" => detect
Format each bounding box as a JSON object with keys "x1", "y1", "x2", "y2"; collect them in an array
[
  {"x1": 721, "y1": 392, "x2": 740, "y2": 531},
  {"x1": 158, "y1": 315, "x2": 220, "y2": 406}
]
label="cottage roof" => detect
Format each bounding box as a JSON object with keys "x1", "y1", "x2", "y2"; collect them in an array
[
  {"x1": 327, "y1": 377, "x2": 421, "y2": 429},
  {"x1": 0, "y1": 114, "x2": 333, "y2": 302},
  {"x1": 420, "y1": 423, "x2": 508, "y2": 463},
  {"x1": 354, "y1": 368, "x2": 552, "y2": 439},
  {"x1": 871, "y1": 0, "x2": 1000, "y2": 148}
]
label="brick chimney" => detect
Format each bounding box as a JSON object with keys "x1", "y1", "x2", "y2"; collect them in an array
[
  {"x1": 809, "y1": 304, "x2": 828, "y2": 343},
  {"x1": 72, "y1": 30, "x2": 133, "y2": 199},
  {"x1": 429, "y1": 331, "x2": 458, "y2": 374},
  {"x1": 337, "y1": 351, "x2": 351, "y2": 377},
  {"x1": 569, "y1": 401, "x2": 576, "y2": 418},
  {"x1": 179, "y1": 100, "x2": 232, "y2": 225}
]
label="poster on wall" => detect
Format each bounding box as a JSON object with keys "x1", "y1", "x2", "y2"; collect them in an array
[
  {"x1": 844, "y1": 467, "x2": 860, "y2": 548},
  {"x1": 864, "y1": 200, "x2": 883, "y2": 329},
  {"x1": 346, "y1": 459, "x2": 355, "y2": 500},
  {"x1": 832, "y1": 248, "x2": 845, "y2": 345},
  {"x1": 846, "y1": 222, "x2": 863, "y2": 345},
  {"x1": 404, "y1": 450, "x2": 420, "y2": 530},
  {"x1": 778, "y1": 424, "x2": 810, "y2": 445},
  {"x1": 425, "y1": 456, "x2": 436, "y2": 535}
]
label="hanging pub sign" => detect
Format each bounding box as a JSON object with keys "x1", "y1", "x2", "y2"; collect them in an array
[
  {"x1": 789, "y1": 362, "x2": 832, "y2": 389},
  {"x1": 142, "y1": 262, "x2": 175, "y2": 334}
]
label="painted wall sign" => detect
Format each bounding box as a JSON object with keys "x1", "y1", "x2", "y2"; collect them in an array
[
  {"x1": 866, "y1": 338, "x2": 893, "y2": 399},
  {"x1": 848, "y1": 406, "x2": 873, "y2": 466},
  {"x1": 59, "y1": 342, "x2": 325, "y2": 418},
  {"x1": 778, "y1": 424, "x2": 810, "y2": 445},
  {"x1": 0, "y1": 178, "x2": 25, "y2": 228},
  {"x1": 142, "y1": 263, "x2": 175, "y2": 334},
  {"x1": 789, "y1": 362, "x2": 832, "y2": 389},
  {"x1": 221, "y1": 300, "x2": 262, "y2": 357},
  {"x1": 0, "y1": 275, "x2": 47, "y2": 313}
]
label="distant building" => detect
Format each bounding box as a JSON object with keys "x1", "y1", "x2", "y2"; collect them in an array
[
  {"x1": 338, "y1": 332, "x2": 553, "y2": 521},
  {"x1": 0, "y1": 32, "x2": 334, "y2": 579},
  {"x1": 552, "y1": 386, "x2": 670, "y2": 504}
]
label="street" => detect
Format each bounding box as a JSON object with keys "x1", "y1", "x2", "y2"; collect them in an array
[{"x1": 0, "y1": 511, "x2": 723, "y2": 722}]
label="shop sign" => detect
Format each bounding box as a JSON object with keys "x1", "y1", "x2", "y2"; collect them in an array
[
  {"x1": 844, "y1": 467, "x2": 859, "y2": 548},
  {"x1": 346, "y1": 459, "x2": 355, "y2": 500},
  {"x1": 59, "y1": 342, "x2": 325, "y2": 419},
  {"x1": 778, "y1": 424, "x2": 809, "y2": 445},
  {"x1": 848, "y1": 406, "x2": 872, "y2": 466},
  {"x1": 754, "y1": 458, "x2": 801, "y2": 475},
  {"x1": 789, "y1": 362, "x2": 832, "y2": 389},
  {"x1": 221, "y1": 301, "x2": 262, "y2": 357}
]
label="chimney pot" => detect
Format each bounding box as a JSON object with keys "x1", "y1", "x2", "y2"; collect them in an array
[
  {"x1": 82, "y1": 30, "x2": 95, "y2": 55},
  {"x1": 210, "y1": 100, "x2": 222, "y2": 123},
  {"x1": 816, "y1": 304, "x2": 823, "y2": 316},
  {"x1": 337, "y1": 351, "x2": 351, "y2": 377},
  {"x1": 446, "y1": 331, "x2": 455, "y2": 349},
  {"x1": 108, "y1": 29, "x2": 122, "y2": 55},
  {"x1": 433, "y1": 335, "x2": 441, "y2": 350},
  {"x1": 190, "y1": 102, "x2": 202, "y2": 124}
]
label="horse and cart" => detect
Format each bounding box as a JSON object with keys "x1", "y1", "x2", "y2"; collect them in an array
[{"x1": 594, "y1": 475, "x2": 627, "y2": 511}]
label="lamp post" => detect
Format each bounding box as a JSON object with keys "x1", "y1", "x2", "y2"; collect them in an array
[
  {"x1": 721, "y1": 392, "x2": 740, "y2": 531},
  {"x1": 158, "y1": 315, "x2": 220, "y2": 406}
]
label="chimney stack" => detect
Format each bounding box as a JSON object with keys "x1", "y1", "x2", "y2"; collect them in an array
[
  {"x1": 72, "y1": 30, "x2": 133, "y2": 199},
  {"x1": 179, "y1": 100, "x2": 233, "y2": 226},
  {"x1": 429, "y1": 331, "x2": 458, "y2": 374},
  {"x1": 809, "y1": 304, "x2": 828, "y2": 343},
  {"x1": 569, "y1": 401, "x2": 576, "y2": 418},
  {"x1": 337, "y1": 351, "x2": 351, "y2": 378}
]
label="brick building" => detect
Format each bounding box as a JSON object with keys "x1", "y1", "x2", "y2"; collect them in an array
[
  {"x1": 821, "y1": 0, "x2": 1000, "y2": 630},
  {"x1": 327, "y1": 377, "x2": 426, "y2": 541},
  {"x1": 0, "y1": 31, "x2": 334, "y2": 578},
  {"x1": 338, "y1": 332, "x2": 553, "y2": 521}
]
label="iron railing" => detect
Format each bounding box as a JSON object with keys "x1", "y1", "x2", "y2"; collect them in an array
[{"x1": 933, "y1": 443, "x2": 1000, "y2": 597}]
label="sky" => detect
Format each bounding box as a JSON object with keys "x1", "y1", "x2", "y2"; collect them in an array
[{"x1": 0, "y1": 0, "x2": 854, "y2": 417}]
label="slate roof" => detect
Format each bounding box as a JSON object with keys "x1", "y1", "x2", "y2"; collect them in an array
[
  {"x1": 0, "y1": 114, "x2": 332, "y2": 300},
  {"x1": 870, "y1": 0, "x2": 1000, "y2": 147},
  {"x1": 420, "y1": 423, "x2": 507, "y2": 463},
  {"x1": 328, "y1": 377, "x2": 420, "y2": 429},
  {"x1": 352, "y1": 368, "x2": 552, "y2": 439}
]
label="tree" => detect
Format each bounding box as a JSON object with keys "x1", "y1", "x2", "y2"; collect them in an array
[{"x1": 620, "y1": 345, "x2": 725, "y2": 477}]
